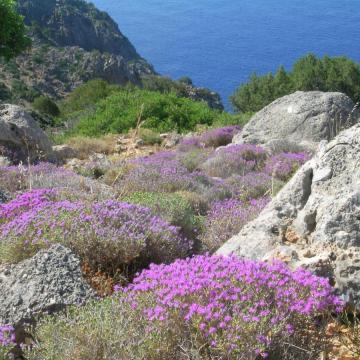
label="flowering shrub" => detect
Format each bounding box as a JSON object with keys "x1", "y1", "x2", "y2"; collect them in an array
[
  {"x1": 201, "y1": 198, "x2": 269, "y2": 252},
  {"x1": 26, "y1": 256, "x2": 342, "y2": 360},
  {"x1": 120, "y1": 256, "x2": 343, "y2": 359},
  {"x1": 264, "y1": 152, "x2": 310, "y2": 181},
  {"x1": 123, "y1": 191, "x2": 201, "y2": 240},
  {"x1": 0, "y1": 163, "x2": 114, "y2": 200},
  {"x1": 200, "y1": 125, "x2": 241, "y2": 147},
  {"x1": 0, "y1": 191, "x2": 190, "y2": 274},
  {"x1": 201, "y1": 144, "x2": 267, "y2": 178},
  {"x1": 0, "y1": 324, "x2": 15, "y2": 358}
]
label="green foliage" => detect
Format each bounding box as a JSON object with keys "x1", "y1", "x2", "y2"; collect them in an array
[
  {"x1": 66, "y1": 87, "x2": 226, "y2": 136},
  {"x1": 0, "y1": 0, "x2": 31, "y2": 60},
  {"x1": 123, "y1": 191, "x2": 200, "y2": 239},
  {"x1": 231, "y1": 54, "x2": 360, "y2": 113},
  {"x1": 0, "y1": 82, "x2": 11, "y2": 101},
  {"x1": 59, "y1": 79, "x2": 120, "y2": 117},
  {"x1": 10, "y1": 79, "x2": 39, "y2": 102},
  {"x1": 178, "y1": 76, "x2": 193, "y2": 86},
  {"x1": 138, "y1": 128, "x2": 162, "y2": 145},
  {"x1": 32, "y1": 96, "x2": 60, "y2": 117}
]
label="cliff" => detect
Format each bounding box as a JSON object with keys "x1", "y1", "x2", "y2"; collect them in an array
[{"x1": 0, "y1": 0, "x2": 154, "y2": 103}]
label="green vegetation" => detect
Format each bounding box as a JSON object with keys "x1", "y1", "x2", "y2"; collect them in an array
[
  {"x1": 231, "y1": 54, "x2": 360, "y2": 113},
  {"x1": 59, "y1": 79, "x2": 120, "y2": 116},
  {"x1": 59, "y1": 83, "x2": 240, "y2": 137},
  {"x1": 33, "y1": 96, "x2": 60, "y2": 117},
  {"x1": 0, "y1": 0, "x2": 31, "y2": 60},
  {"x1": 123, "y1": 191, "x2": 201, "y2": 239}
]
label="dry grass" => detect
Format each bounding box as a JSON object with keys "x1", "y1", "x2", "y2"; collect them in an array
[{"x1": 66, "y1": 135, "x2": 118, "y2": 160}]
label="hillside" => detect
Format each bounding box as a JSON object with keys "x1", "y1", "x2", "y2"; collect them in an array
[{"x1": 0, "y1": 0, "x2": 154, "y2": 103}]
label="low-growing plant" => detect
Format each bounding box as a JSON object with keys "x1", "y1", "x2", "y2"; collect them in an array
[
  {"x1": 200, "y1": 125, "x2": 241, "y2": 147},
  {"x1": 0, "y1": 191, "x2": 190, "y2": 277},
  {"x1": 0, "y1": 325, "x2": 15, "y2": 359},
  {"x1": 264, "y1": 152, "x2": 310, "y2": 181},
  {"x1": 0, "y1": 163, "x2": 114, "y2": 199},
  {"x1": 201, "y1": 144, "x2": 266, "y2": 178},
  {"x1": 66, "y1": 135, "x2": 117, "y2": 160},
  {"x1": 32, "y1": 96, "x2": 60, "y2": 117},
  {"x1": 200, "y1": 198, "x2": 269, "y2": 252},
  {"x1": 123, "y1": 191, "x2": 200, "y2": 240},
  {"x1": 138, "y1": 128, "x2": 162, "y2": 145},
  {"x1": 27, "y1": 256, "x2": 343, "y2": 360}
]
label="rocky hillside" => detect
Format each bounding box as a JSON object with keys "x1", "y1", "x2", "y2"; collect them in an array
[{"x1": 0, "y1": 0, "x2": 154, "y2": 104}]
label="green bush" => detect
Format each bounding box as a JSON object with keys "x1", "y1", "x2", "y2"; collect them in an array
[
  {"x1": 32, "y1": 96, "x2": 60, "y2": 117},
  {"x1": 59, "y1": 79, "x2": 120, "y2": 117},
  {"x1": 231, "y1": 54, "x2": 360, "y2": 113},
  {"x1": 123, "y1": 191, "x2": 200, "y2": 239},
  {"x1": 138, "y1": 128, "x2": 162, "y2": 145},
  {"x1": 67, "y1": 88, "x2": 227, "y2": 136}
]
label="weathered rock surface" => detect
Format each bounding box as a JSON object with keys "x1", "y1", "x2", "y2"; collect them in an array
[
  {"x1": 0, "y1": 104, "x2": 53, "y2": 162},
  {"x1": 0, "y1": 245, "x2": 94, "y2": 326},
  {"x1": 218, "y1": 123, "x2": 360, "y2": 308},
  {"x1": 0, "y1": 190, "x2": 8, "y2": 204},
  {"x1": 233, "y1": 91, "x2": 359, "y2": 153}
]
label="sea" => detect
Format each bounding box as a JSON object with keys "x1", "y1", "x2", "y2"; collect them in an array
[{"x1": 91, "y1": 0, "x2": 360, "y2": 110}]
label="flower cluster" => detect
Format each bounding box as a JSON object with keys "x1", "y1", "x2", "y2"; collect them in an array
[
  {"x1": 0, "y1": 325, "x2": 15, "y2": 347},
  {"x1": 200, "y1": 144, "x2": 267, "y2": 178},
  {"x1": 264, "y1": 152, "x2": 310, "y2": 180},
  {"x1": 200, "y1": 126, "x2": 241, "y2": 147},
  {"x1": 201, "y1": 197, "x2": 269, "y2": 251},
  {"x1": 120, "y1": 255, "x2": 343, "y2": 358},
  {"x1": 0, "y1": 192, "x2": 190, "y2": 272}
]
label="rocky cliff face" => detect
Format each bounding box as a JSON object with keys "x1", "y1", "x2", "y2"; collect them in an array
[
  {"x1": 0, "y1": 0, "x2": 154, "y2": 103},
  {"x1": 17, "y1": 0, "x2": 141, "y2": 60}
]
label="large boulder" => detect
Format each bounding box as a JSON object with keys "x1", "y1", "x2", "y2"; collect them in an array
[
  {"x1": 233, "y1": 91, "x2": 359, "y2": 153},
  {"x1": 0, "y1": 104, "x2": 54, "y2": 163},
  {"x1": 0, "y1": 245, "x2": 94, "y2": 327},
  {"x1": 218, "y1": 123, "x2": 360, "y2": 309}
]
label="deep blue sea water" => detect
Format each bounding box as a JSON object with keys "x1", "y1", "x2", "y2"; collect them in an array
[{"x1": 92, "y1": 0, "x2": 360, "y2": 109}]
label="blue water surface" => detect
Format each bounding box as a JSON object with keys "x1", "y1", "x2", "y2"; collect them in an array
[{"x1": 91, "y1": 0, "x2": 360, "y2": 109}]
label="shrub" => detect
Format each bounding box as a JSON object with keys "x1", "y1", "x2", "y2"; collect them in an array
[
  {"x1": 0, "y1": 163, "x2": 114, "y2": 199},
  {"x1": 0, "y1": 324, "x2": 15, "y2": 358},
  {"x1": 59, "y1": 79, "x2": 120, "y2": 117},
  {"x1": 29, "y1": 256, "x2": 343, "y2": 360},
  {"x1": 200, "y1": 125, "x2": 241, "y2": 147},
  {"x1": 201, "y1": 198, "x2": 269, "y2": 252},
  {"x1": 0, "y1": 192, "x2": 190, "y2": 276},
  {"x1": 176, "y1": 148, "x2": 212, "y2": 172},
  {"x1": 66, "y1": 88, "x2": 225, "y2": 137},
  {"x1": 138, "y1": 128, "x2": 162, "y2": 145},
  {"x1": 264, "y1": 152, "x2": 310, "y2": 181},
  {"x1": 115, "y1": 152, "x2": 199, "y2": 195},
  {"x1": 225, "y1": 172, "x2": 284, "y2": 200},
  {"x1": 123, "y1": 191, "x2": 200, "y2": 240},
  {"x1": 201, "y1": 144, "x2": 266, "y2": 178},
  {"x1": 66, "y1": 135, "x2": 116, "y2": 159},
  {"x1": 32, "y1": 96, "x2": 60, "y2": 117},
  {"x1": 231, "y1": 54, "x2": 360, "y2": 113}
]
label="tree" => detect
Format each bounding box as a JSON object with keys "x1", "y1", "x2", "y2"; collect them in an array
[
  {"x1": 0, "y1": 0, "x2": 31, "y2": 60},
  {"x1": 231, "y1": 54, "x2": 360, "y2": 113},
  {"x1": 33, "y1": 96, "x2": 60, "y2": 117}
]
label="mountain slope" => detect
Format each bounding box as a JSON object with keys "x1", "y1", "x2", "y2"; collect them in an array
[{"x1": 0, "y1": 0, "x2": 154, "y2": 103}]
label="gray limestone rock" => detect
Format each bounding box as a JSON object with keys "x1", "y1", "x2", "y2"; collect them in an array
[
  {"x1": 218, "y1": 123, "x2": 360, "y2": 309},
  {"x1": 0, "y1": 245, "x2": 94, "y2": 327},
  {"x1": 233, "y1": 91, "x2": 359, "y2": 153}
]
